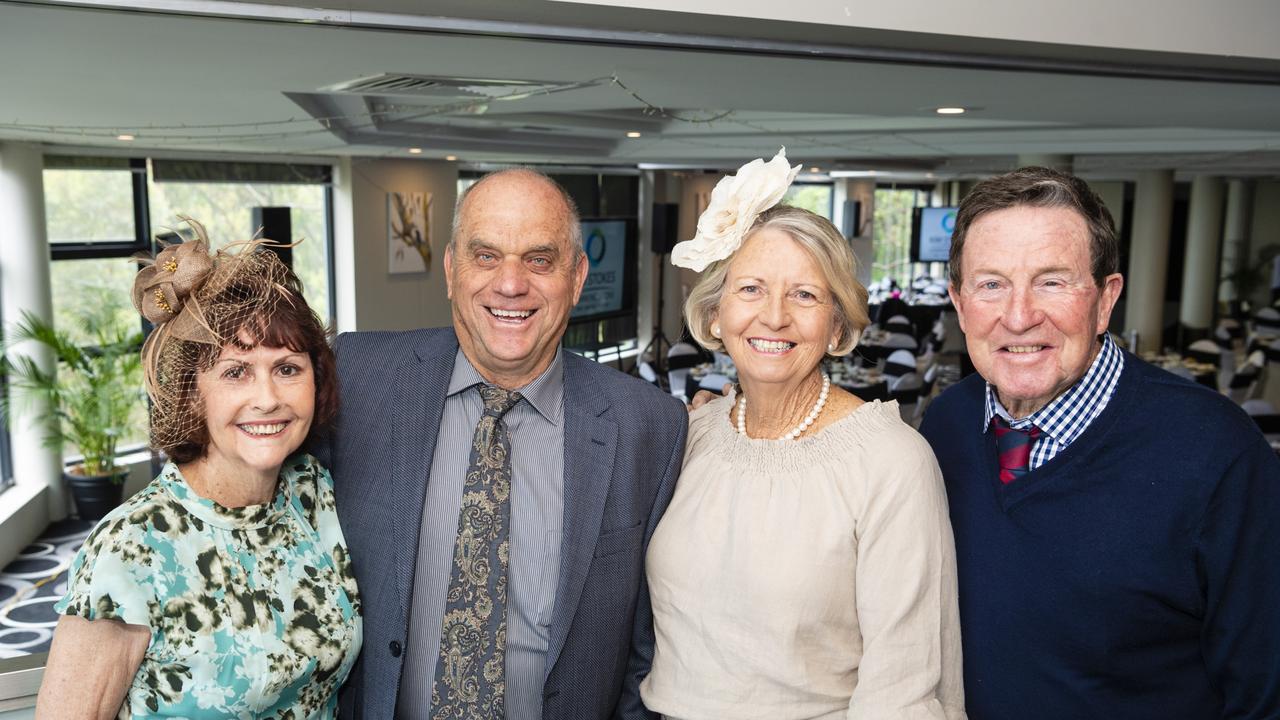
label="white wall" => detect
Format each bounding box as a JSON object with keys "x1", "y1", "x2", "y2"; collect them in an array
[
  {"x1": 0, "y1": 142, "x2": 63, "y2": 567},
  {"x1": 337, "y1": 157, "x2": 459, "y2": 333}
]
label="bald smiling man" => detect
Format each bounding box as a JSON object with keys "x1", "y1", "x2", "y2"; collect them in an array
[{"x1": 321, "y1": 169, "x2": 687, "y2": 720}]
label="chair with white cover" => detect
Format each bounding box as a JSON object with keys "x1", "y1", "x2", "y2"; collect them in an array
[
  {"x1": 1212, "y1": 333, "x2": 1237, "y2": 391},
  {"x1": 938, "y1": 310, "x2": 967, "y2": 356},
  {"x1": 1242, "y1": 399, "x2": 1277, "y2": 416},
  {"x1": 889, "y1": 373, "x2": 923, "y2": 425},
  {"x1": 913, "y1": 362, "x2": 941, "y2": 423},
  {"x1": 666, "y1": 342, "x2": 701, "y2": 401},
  {"x1": 698, "y1": 372, "x2": 733, "y2": 395},
  {"x1": 1216, "y1": 318, "x2": 1244, "y2": 347},
  {"x1": 883, "y1": 314, "x2": 915, "y2": 337},
  {"x1": 1184, "y1": 338, "x2": 1222, "y2": 367},
  {"x1": 637, "y1": 360, "x2": 660, "y2": 387},
  {"x1": 1227, "y1": 350, "x2": 1266, "y2": 404},
  {"x1": 883, "y1": 332, "x2": 920, "y2": 353},
  {"x1": 1252, "y1": 307, "x2": 1280, "y2": 337},
  {"x1": 884, "y1": 349, "x2": 918, "y2": 380},
  {"x1": 1185, "y1": 338, "x2": 1233, "y2": 391},
  {"x1": 1227, "y1": 367, "x2": 1261, "y2": 404},
  {"x1": 1260, "y1": 338, "x2": 1280, "y2": 409},
  {"x1": 929, "y1": 315, "x2": 946, "y2": 348},
  {"x1": 917, "y1": 317, "x2": 945, "y2": 369}
]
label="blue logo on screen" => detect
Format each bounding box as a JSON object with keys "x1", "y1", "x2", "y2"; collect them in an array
[
  {"x1": 585, "y1": 228, "x2": 608, "y2": 267},
  {"x1": 941, "y1": 211, "x2": 956, "y2": 233}
]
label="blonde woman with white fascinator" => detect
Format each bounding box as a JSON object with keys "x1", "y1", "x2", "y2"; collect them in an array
[{"x1": 640, "y1": 150, "x2": 966, "y2": 719}]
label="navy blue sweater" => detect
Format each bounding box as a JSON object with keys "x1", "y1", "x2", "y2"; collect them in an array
[{"x1": 920, "y1": 353, "x2": 1280, "y2": 719}]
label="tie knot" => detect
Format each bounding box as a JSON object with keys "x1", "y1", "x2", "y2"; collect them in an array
[
  {"x1": 991, "y1": 416, "x2": 1040, "y2": 484},
  {"x1": 991, "y1": 415, "x2": 1040, "y2": 440},
  {"x1": 478, "y1": 385, "x2": 522, "y2": 417}
]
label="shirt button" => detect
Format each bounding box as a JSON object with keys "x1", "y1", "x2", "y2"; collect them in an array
[{"x1": 389, "y1": 640, "x2": 403, "y2": 657}]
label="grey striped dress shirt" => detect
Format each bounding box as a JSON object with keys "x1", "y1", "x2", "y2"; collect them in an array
[{"x1": 396, "y1": 349, "x2": 565, "y2": 720}]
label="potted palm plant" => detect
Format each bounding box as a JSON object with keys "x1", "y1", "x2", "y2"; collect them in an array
[
  {"x1": 2, "y1": 292, "x2": 145, "y2": 520},
  {"x1": 1221, "y1": 243, "x2": 1280, "y2": 315}
]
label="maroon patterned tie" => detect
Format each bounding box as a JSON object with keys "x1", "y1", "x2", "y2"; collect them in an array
[{"x1": 992, "y1": 416, "x2": 1041, "y2": 484}]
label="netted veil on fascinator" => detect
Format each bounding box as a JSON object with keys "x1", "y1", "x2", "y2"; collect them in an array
[{"x1": 132, "y1": 217, "x2": 297, "y2": 452}]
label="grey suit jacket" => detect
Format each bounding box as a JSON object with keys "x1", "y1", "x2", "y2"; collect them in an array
[{"x1": 319, "y1": 327, "x2": 687, "y2": 719}]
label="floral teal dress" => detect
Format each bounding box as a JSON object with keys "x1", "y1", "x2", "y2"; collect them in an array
[{"x1": 55, "y1": 453, "x2": 362, "y2": 719}]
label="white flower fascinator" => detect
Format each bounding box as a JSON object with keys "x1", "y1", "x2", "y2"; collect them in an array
[{"x1": 670, "y1": 147, "x2": 802, "y2": 272}]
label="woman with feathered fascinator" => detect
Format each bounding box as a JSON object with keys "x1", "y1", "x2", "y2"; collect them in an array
[{"x1": 37, "y1": 218, "x2": 362, "y2": 719}]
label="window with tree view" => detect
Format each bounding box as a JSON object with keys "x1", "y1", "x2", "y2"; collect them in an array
[
  {"x1": 43, "y1": 161, "x2": 150, "y2": 454},
  {"x1": 148, "y1": 173, "x2": 331, "y2": 323},
  {"x1": 873, "y1": 187, "x2": 932, "y2": 289},
  {"x1": 784, "y1": 183, "x2": 834, "y2": 219}
]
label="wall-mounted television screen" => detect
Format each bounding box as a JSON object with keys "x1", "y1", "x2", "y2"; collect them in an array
[
  {"x1": 911, "y1": 206, "x2": 958, "y2": 263},
  {"x1": 570, "y1": 218, "x2": 636, "y2": 321}
]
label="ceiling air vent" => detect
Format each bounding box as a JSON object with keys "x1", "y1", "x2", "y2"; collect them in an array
[{"x1": 321, "y1": 74, "x2": 553, "y2": 99}]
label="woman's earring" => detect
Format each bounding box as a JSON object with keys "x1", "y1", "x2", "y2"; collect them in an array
[
  {"x1": 712, "y1": 324, "x2": 721, "y2": 338},
  {"x1": 828, "y1": 341, "x2": 836, "y2": 352}
]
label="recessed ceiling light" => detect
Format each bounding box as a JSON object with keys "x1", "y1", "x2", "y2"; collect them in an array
[
  {"x1": 626, "y1": 131, "x2": 642, "y2": 138},
  {"x1": 809, "y1": 166, "x2": 821, "y2": 173},
  {"x1": 935, "y1": 107, "x2": 966, "y2": 115},
  {"x1": 445, "y1": 155, "x2": 457, "y2": 161},
  {"x1": 116, "y1": 133, "x2": 135, "y2": 141},
  {"x1": 829, "y1": 170, "x2": 882, "y2": 178},
  {"x1": 408, "y1": 147, "x2": 422, "y2": 154}
]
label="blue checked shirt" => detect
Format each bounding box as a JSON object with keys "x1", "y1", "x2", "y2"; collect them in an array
[{"x1": 983, "y1": 333, "x2": 1124, "y2": 471}]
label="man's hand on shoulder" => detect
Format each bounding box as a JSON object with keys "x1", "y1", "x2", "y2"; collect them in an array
[{"x1": 688, "y1": 383, "x2": 732, "y2": 412}]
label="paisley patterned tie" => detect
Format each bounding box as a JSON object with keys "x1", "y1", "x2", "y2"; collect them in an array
[
  {"x1": 431, "y1": 385, "x2": 522, "y2": 719},
  {"x1": 992, "y1": 416, "x2": 1041, "y2": 484}
]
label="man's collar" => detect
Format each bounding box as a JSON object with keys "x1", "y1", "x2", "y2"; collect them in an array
[
  {"x1": 447, "y1": 349, "x2": 565, "y2": 426},
  {"x1": 983, "y1": 333, "x2": 1121, "y2": 437}
]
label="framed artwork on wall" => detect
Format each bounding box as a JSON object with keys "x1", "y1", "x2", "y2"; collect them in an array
[{"x1": 388, "y1": 191, "x2": 432, "y2": 274}]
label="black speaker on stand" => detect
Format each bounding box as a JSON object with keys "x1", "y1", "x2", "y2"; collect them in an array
[
  {"x1": 251, "y1": 206, "x2": 293, "y2": 269},
  {"x1": 642, "y1": 202, "x2": 680, "y2": 376}
]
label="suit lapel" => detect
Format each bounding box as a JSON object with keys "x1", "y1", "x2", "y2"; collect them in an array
[
  {"x1": 545, "y1": 354, "x2": 617, "y2": 674},
  {"x1": 390, "y1": 329, "x2": 458, "y2": 618}
]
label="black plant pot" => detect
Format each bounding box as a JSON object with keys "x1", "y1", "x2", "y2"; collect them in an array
[{"x1": 64, "y1": 468, "x2": 126, "y2": 522}]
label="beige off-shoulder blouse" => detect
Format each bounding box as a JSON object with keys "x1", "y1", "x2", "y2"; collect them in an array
[{"x1": 641, "y1": 393, "x2": 966, "y2": 720}]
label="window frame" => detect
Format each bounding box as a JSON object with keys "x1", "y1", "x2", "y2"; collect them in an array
[
  {"x1": 43, "y1": 156, "x2": 154, "y2": 463},
  {"x1": 47, "y1": 158, "x2": 152, "y2": 261}
]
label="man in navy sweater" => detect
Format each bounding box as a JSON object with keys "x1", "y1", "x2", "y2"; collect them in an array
[{"x1": 921, "y1": 167, "x2": 1280, "y2": 719}]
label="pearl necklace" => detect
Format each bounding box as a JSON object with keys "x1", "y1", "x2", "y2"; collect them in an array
[{"x1": 737, "y1": 372, "x2": 831, "y2": 440}]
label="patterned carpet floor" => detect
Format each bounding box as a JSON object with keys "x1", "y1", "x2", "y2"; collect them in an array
[{"x1": 0, "y1": 519, "x2": 92, "y2": 658}]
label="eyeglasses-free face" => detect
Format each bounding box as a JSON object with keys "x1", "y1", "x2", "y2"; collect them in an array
[{"x1": 950, "y1": 205, "x2": 1123, "y2": 419}]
